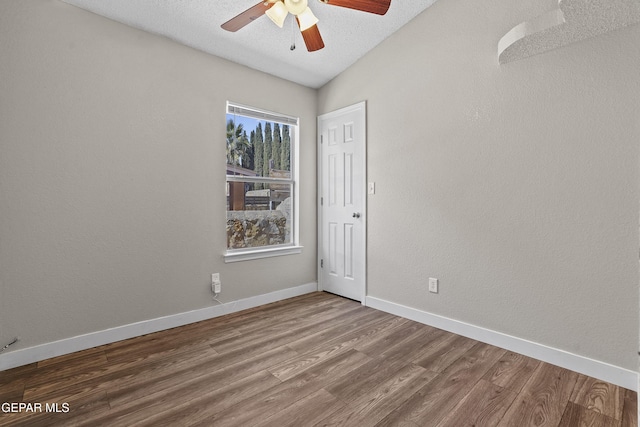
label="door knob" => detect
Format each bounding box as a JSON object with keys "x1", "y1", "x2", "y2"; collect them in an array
[{"x1": 352, "y1": 212, "x2": 361, "y2": 218}]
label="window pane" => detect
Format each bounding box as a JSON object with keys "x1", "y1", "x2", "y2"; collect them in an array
[
  {"x1": 226, "y1": 181, "x2": 292, "y2": 249},
  {"x1": 226, "y1": 116, "x2": 292, "y2": 178}
]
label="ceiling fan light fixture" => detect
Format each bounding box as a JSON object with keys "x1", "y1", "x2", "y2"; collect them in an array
[
  {"x1": 284, "y1": 0, "x2": 308, "y2": 16},
  {"x1": 296, "y1": 7, "x2": 319, "y2": 31},
  {"x1": 265, "y1": 1, "x2": 288, "y2": 28}
]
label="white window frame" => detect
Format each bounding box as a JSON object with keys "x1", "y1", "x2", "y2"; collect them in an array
[{"x1": 224, "y1": 102, "x2": 302, "y2": 263}]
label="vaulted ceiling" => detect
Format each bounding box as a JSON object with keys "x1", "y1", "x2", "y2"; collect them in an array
[{"x1": 61, "y1": 0, "x2": 438, "y2": 88}]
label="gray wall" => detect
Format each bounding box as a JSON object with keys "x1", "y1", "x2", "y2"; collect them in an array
[
  {"x1": 318, "y1": 0, "x2": 639, "y2": 370},
  {"x1": 0, "y1": 1, "x2": 316, "y2": 350}
]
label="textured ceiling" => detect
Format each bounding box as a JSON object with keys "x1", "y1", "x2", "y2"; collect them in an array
[{"x1": 61, "y1": 0, "x2": 438, "y2": 88}]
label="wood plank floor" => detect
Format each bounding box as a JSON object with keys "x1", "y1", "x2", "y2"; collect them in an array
[{"x1": 0, "y1": 292, "x2": 636, "y2": 426}]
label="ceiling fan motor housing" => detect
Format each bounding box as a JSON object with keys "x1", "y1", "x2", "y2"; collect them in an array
[{"x1": 284, "y1": 0, "x2": 308, "y2": 15}]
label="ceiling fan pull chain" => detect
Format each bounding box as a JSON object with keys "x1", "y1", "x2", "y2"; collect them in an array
[{"x1": 290, "y1": 17, "x2": 296, "y2": 50}]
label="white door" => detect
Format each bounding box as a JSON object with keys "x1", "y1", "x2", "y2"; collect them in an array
[{"x1": 318, "y1": 102, "x2": 366, "y2": 302}]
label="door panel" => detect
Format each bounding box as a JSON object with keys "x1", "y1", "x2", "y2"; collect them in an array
[
  {"x1": 345, "y1": 153, "x2": 353, "y2": 206},
  {"x1": 318, "y1": 102, "x2": 366, "y2": 302},
  {"x1": 328, "y1": 222, "x2": 338, "y2": 276},
  {"x1": 344, "y1": 223, "x2": 354, "y2": 279}
]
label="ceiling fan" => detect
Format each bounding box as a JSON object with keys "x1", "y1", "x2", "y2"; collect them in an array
[{"x1": 221, "y1": 0, "x2": 392, "y2": 52}]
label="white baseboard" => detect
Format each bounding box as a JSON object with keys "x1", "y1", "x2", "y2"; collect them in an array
[
  {"x1": 365, "y1": 296, "x2": 638, "y2": 392},
  {"x1": 0, "y1": 282, "x2": 318, "y2": 371}
]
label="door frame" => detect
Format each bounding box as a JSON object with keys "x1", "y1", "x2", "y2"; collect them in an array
[{"x1": 317, "y1": 101, "x2": 367, "y2": 304}]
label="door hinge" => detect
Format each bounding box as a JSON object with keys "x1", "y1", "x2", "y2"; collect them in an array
[
  {"x1": 321, "y1": 197, "x2": 323, "y2": 206},
  {"x1": 320, "y1": 135, "x2": 323, "y2": 144},
  {"x1": 320, "y1": 259, "x2": 324, "y2": 268}
]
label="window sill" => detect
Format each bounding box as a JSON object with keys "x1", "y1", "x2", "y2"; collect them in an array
[{"x1": 224, "y1": 245, "x2": 303, "y2": 263}]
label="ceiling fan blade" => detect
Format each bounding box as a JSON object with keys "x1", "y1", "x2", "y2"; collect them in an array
[
  {"x1": 320, "y1": 0, "x2": 391, "y2": 15},
  {"x1": 297, "y1": 21, "x2": 325, "y2": 52},
  {"x1": 221, "y1": 2, "x2": 273, "y2": 32}
]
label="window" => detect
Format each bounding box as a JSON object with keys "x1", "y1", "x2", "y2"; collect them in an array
[{"x1": 224, "y1": 102, "x2": 302, "y2": 262}]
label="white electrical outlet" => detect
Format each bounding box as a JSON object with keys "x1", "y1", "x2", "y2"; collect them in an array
[
  {"x1": 428, "y1": 278, "x2": 438, "y2": 293},
  {"x1": 211, "y1": 273, "x2": 221, "y2": 294}
]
